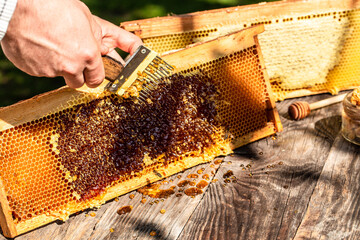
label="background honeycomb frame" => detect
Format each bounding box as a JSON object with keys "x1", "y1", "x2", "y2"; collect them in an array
[
  {"x1": 0, "y1": 25, "x2": 281, "y2": 238},
  {"x1": 121, "y1": 0, "x2": 360, "y2": 101}
]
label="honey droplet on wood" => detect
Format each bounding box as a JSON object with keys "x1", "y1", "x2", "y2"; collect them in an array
[
  {"x1": 177, "y1": 180, "x2": 191, "y2": 187},
  {"x1": 184, "y1": 187, "x2": 203, "y2": 197},
  {"x1": 202, "y1": 174, "x2": 210, "y2": 180},
  {"x1": 117, "y1": 205, "x2": 133, "y2": 215},
  {"x1": 137, "y1": 183, "x2": 175, "y2": 198},
  {"x1": 189, "y1": 181, "x2": 196, "y2": 186},
  {"x1": 223, "y1": 170, "x2": 234, "y2": 178},
  {"x1": 196, "y1": 180, "x2": 208, "y2": 189},
  {"x1": 214, "y1": 159, "x2": 223, "y2": 164},
  {"x1": 187, "y1": 174, "x2": 198, "y2": 178}
]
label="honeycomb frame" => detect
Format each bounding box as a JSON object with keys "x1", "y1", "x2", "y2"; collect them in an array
[
  {"x1": 0, "y1": 25, "x2": 281, "y2": 238},
  {"x1": 121, "y1": 0, "x2": 360, "y2": 100}
]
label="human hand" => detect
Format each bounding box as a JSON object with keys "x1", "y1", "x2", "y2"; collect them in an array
[{"x1": 0, "y1": 0, "x2": 142, "y2": 89}]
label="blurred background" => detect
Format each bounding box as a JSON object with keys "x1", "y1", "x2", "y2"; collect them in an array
[{"x1": 0, "y1": 0, "x2": 277, "y2": 107}]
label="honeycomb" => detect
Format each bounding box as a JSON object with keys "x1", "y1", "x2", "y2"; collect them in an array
[
  {"x1": 0, "y1": 73, "x2": 229, "y2": 221},
  {"x1": 122, "y1": 1, "x2": 360, "y2": 100},
  {"x1": 143, "y1": 29, "x2": 218, "y2": 54},
  {"x1": 144, "y1": 29, "x2": 218, "y2": 52},
  {"x1": 0, "y1": 25, "x2": 280, "y2": 237},
  {"x1": 177, "y1": 46, "x2": 270, "y2": 140}
]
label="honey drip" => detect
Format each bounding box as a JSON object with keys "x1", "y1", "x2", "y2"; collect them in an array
[
  {"x1": 202, "y1": 174, "x2": 210, "y2": 180},
  {"x1": 137, "y1": 183, "x2": 176, "y2": 198},
  {"x1": 177, "y1": 180, "x2": 191, "y2": 188},
  {"x1": 117, "y1": 205, "x2": 133, "y2": 215},
  {"x1": 184, "y1": 187, "x2": 203, "y2": 197},
  {"x1": 223, "y1": 170, "x2": 234, "y2": 179},
  {"x1": 196, "y1": 180, "x2": 209, "y2": 189},
  {"x1": 214, "y1": 159, "x2": 223, "y2": 164},
  {"x1": 187, "y1": 174, "x2": 199, "y2": 178}
]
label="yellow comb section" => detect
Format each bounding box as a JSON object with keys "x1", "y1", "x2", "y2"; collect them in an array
[{"x1": 121, "y1": 0, "x2": 360, "y2": 100}]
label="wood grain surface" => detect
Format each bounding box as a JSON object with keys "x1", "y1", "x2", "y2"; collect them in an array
[{"x1": 1, "y1": 93, "x2": 358, "y2": 240}]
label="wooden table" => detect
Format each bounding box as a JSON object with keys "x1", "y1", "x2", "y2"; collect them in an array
[{"x1": 2, "y1": 93, "x2": 359, "y2": 240}]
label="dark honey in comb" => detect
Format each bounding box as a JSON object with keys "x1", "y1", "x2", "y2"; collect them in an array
[{"x1": 56, "y1": 73, "x2": 224, "y2": 200}]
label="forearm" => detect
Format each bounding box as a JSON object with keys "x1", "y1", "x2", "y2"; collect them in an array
[{"x1": 0, "y1": 0, "x2": 17, "y2": 40}]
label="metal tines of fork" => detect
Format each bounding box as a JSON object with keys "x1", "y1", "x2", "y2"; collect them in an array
[{"x1": 138, "y1": 56, "x2": 174, "y2": 104}]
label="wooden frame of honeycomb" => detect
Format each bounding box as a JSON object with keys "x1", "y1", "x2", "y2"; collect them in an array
[
  {"x1": 121, "y1": 0, "x2": 360, "y2": 101},
  {"x1": 0, "y1": 25, "x2": 281, "y2": 238}
]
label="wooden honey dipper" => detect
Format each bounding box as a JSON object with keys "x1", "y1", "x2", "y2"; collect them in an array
[{"x1": 288, "y1": 93, "x2": 347, "y2": 120}]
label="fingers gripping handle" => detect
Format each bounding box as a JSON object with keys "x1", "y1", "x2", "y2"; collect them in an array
[{"x1": 102, "y1": 56, "x2": 124, "y2": 82}]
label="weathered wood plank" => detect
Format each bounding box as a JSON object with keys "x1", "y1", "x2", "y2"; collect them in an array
[
  {"x1": 177, "y1": 95, "x2": 343, "y2": 240},
  {"x1": 294, "y1": 134, "x2": 360, "y2": 239},
  {"x1": 121, "y1": 0, "x2": 359, "y2": 38}
]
